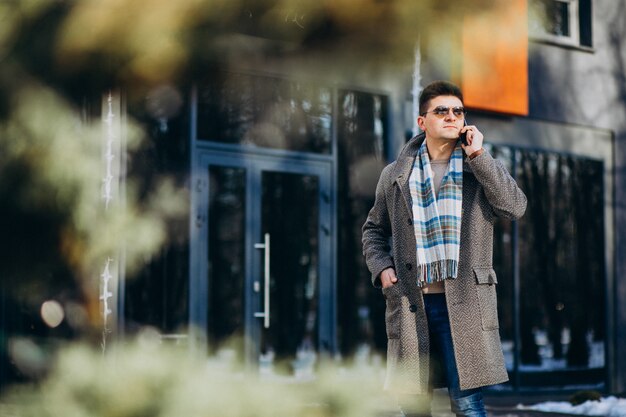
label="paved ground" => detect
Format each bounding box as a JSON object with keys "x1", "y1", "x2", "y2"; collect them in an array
[
  {"x1": 389, "y1": 389, "x2": 581, "y2": 417},
  {"x1": 484, "y1": 390, "x2": 580, "y2": 417}
]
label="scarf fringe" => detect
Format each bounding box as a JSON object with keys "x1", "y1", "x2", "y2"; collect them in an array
[{"x1": 416, "y1": 259, "x2": 458, "y2": 287}]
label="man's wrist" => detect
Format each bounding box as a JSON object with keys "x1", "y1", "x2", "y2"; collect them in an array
[{"x1": 468, "y1": 148, "x2": 485, "y2": 160}]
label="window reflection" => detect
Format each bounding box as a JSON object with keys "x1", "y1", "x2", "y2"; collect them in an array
[
  {"x1": 197, "y1": 73, "x2": 332, "y2": 154},
  {"x1": 516, "y1": 149, "x2": 605, "y2": 380},
  {"x1": 124, "y1": 95, "x2": 189, "y2": 336},
  {"x1": 207, "y1": 166, "x2": 246, "y2": 353},
  {"x1": 531, "y1": 0, "x2": 571, "y2": 37},
  {"x1": 337, "y1": 89, "x2": 388, "y2": 358},
  {"x1": 486, "y1": 145, "x2": 606, "y2": 388}
]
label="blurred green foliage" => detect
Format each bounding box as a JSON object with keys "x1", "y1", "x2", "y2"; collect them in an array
[
  {"x1": 5, "y1": 337, "x2": 399, "y2": 417},
  {"x1": 0, "y1": 81, "x2": 187, "y2": 327},
  {"x1": 1, "y1": 0, "x2": 498, "y2": 97}
]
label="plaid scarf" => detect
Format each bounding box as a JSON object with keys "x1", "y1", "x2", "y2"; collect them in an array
[{"x1": 408, "y1": 140, "x2": 463, "y2": 286}]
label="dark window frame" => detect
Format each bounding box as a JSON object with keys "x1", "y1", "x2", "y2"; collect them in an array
[{"x1": 529, "y1": 0, "x2": 593, "y2": 50}]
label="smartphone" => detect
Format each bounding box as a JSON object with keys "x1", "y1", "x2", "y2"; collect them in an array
[{"x1": 459, "y1": 119, "x2": 468, "y2": 146}]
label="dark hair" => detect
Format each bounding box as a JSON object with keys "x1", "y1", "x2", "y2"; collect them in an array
[{"x1": 418, "y1": 81, "x2": 463, "y2": 115}]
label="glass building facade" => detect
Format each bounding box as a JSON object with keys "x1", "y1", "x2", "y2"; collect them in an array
[{"x1": 120, "y1": 72, "x2": 609, "y2": 389}]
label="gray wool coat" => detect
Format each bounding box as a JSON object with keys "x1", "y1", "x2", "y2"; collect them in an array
[{"x1": 362, "y1": 134, "x2": 527, "y2": 393}]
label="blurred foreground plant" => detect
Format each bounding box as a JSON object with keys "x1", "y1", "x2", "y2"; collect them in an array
[
  {"x1": 0, "y1": 82, "x2": 186, "y2": 330},
  {"x1": 5, "y1": 337, "x2": 398, "y2": 417}
]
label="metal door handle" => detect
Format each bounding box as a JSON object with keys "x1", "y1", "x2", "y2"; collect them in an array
[{"x1": 254, "y1": 233, "x2": 270, "y2": 328}]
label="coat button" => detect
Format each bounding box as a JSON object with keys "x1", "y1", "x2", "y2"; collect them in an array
[
  {"x1": 405, "y1": 263, "x2": 412, "y2": 270},
  {"x1": 409, "y1": 304, "x2": 418, "y2": 313},
  {"x1": 407, "y1": 218, "x2": 412, "y2": 225}
]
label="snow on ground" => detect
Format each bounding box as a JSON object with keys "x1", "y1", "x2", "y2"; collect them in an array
[{"x1": 518, "y1": 397, "x2": 626, "y2": 417}]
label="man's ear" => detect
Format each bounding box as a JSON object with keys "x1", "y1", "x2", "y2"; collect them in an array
[{"x1": 417, "y1": 116, "x2": 426, "y2": 131}]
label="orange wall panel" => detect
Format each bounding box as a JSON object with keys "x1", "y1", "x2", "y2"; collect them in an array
[{"x1": 461, "y1": 0, "x2": 529, "y2": 116}]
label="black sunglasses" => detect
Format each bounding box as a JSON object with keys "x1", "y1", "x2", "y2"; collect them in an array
[{"x1": 421, "y1": 106, "x2": 467, "y2": 118}]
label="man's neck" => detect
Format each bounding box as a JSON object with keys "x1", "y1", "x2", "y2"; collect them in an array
[{"x1": 425, "y1": 136, "x2": 456, "y2": 161}]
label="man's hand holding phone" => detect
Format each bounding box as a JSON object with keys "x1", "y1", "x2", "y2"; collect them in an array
[
  {"x1": 380, "y1": 268, "x2": 398, "y2": 288},
  {"x1": 459, "y1": 123, "x2": 484, "y2": 157}
]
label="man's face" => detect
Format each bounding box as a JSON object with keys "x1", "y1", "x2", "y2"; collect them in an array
[{"x1": 417, "y1": 95, "x2": 465, "y2": 141}]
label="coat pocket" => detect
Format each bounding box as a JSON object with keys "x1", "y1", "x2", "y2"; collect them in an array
[
  {"x1": 473, "y1": 267, "x2": 499, "y2": 331},
  {"x1": 382, "y1": 284, "x2": 402, "y2": 339}
]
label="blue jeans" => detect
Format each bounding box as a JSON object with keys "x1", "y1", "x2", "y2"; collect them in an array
[{"x1": 404, "y1": 293, "x2": 486, "y2": 417}]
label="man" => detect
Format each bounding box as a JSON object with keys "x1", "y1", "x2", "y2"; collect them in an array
[{"x1": 362, "y1": 81, "x2": 527, "y2": 417}]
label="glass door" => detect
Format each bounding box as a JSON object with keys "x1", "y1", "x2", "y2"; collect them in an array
[
  {"x1": 191, "y1": 152, "x2": 334, "y2": 376},
  {"x1": 256, "y1": 170, "x2": 323, "y2": 376}
]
